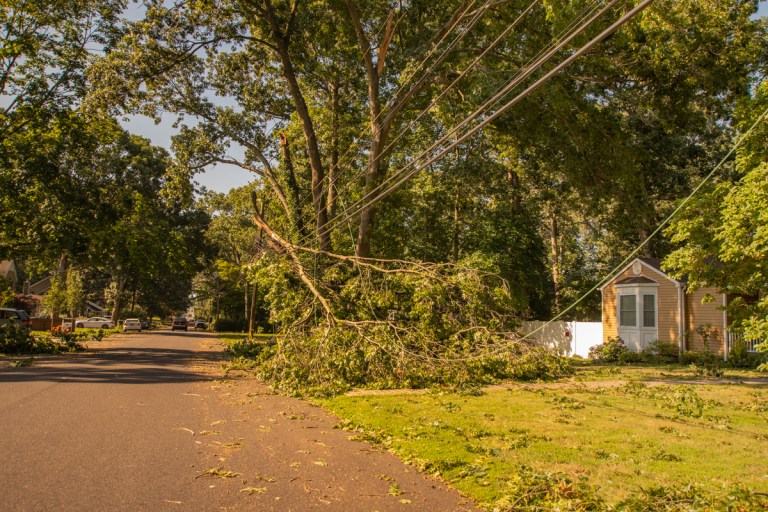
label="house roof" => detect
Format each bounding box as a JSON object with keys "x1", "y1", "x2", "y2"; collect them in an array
[
  {"x1": 29, "y1": 276, "x2": 52, "y2": 295},
  {"x1": 600, "y1": 257, "x2": 683, "y2": 292},
  {"x1": 616, "y1": 276, "x2": 657, "y2": 285},
  {"x1": 85, "y1": 300, "x2": 105, "y2": 312},
  {"x1": 638, "y1": 258, "x2": 664, "y2": 273}
]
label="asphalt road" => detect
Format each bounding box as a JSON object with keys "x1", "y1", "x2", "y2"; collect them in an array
[{"x1": 0, "y1": 330, "x2": 478, "y2": 512}]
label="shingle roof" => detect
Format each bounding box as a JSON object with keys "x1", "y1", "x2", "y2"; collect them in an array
[{"x1": 616, "y1": 276, "x2": 657, "y2": 285}]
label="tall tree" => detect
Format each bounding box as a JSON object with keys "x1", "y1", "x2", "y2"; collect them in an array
[{"x1": 664, "y1": 80, "x2": 768, "y2": 347}]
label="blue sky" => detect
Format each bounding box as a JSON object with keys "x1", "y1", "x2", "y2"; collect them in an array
[{"x1": 122, "y1": 1, "x2": 768, "y2": 195}]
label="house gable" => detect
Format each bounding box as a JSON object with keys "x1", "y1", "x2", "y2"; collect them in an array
[
  {"x1": 0, "y1": 260, "x2": 18, "y2": 284},
  {"x1": 601, "y1": 258, "x2": 682, "y2": 347},
  {"x1": 601, "y1": 257, "x2": 729, "y2": 357}
]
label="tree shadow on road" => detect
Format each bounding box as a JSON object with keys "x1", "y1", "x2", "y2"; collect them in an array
[{"x1": 0, "y1": 345, "x2": 229, "y2": 385}]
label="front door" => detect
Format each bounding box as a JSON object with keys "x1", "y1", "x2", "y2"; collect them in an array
[{"x1": 617, "y1": 289, "x2": 658, "y2": 351}]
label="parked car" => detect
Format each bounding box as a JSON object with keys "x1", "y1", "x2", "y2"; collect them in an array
[
  {"x1": 171, "y1": 317, "x2": 188, "y2": 332},
  {"x1": 194, "y1": 319, "x2": 208, "y2": 330},
  {"x1": 0, "y1": 308, "x2": 31, "y2": 333},
  {"x1": 122, "y1": 318, "x2": 142, "y2": 332},
  {"x1": 140, "y1": 319, "x2": 151, "y2": 330},
  {"x1": 76, "y1": 317, "x2": 115, "y2": 329}
]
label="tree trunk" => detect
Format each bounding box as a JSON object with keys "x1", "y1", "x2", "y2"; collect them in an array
[
  {"x1": 549, "y1": 212, "x2": 561, "y2": 315},
  {"x1": 263, "y1": 3, "x2": 330, "y2": 251},
  {"x1": 243, "y1": 279, "x2": 249, "y2": 332},
  {"x1": 452, "y1": 189, "x2": 460, "y2": 263},
  {"x1": 327, "y1": 79, "x2": 340, "y2": 220},
  {"x1": 248, "y1": 280, "x2": 258, "y2": 340},
  {"x1": 278, "y1": 132, "x2": 306, "y2": 238},
  {"x1": 346, "y1": 0, "x2": 388, "y2": 258},
  {"x1": 111, "y1": 275, "x2": 128, "y2": 324}
]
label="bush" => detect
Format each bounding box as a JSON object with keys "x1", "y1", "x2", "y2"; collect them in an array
[
  {"x1": 680, "y1": 351, "x2": 723, "y2": 377},
  {"x1": 588, "y1": 337, "x2": 628, "y2": 362},
  {"x1": 211, "y1": 318, "x2": 246, "y2": 332},
  {"x1": 0, "y1": 322, "x2": 37, "y2": 353},
  {"x1": 729, "y1": 337, "x2": 766, "y2": 369},
  {"x1": 618, "y1": 351, "x2": 643, "y2": 364},
  {"x1": 680, "y1": 350, "x2": 719, "y2": 366},
  {"x1": 642, "y1": 340, "x2": 680, "y2": 363},
  {"x1": 0, "y1": 322, "x2": 85, "y2": 354}
]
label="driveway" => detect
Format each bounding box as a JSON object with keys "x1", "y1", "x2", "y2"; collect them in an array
[{"x1": 0, "y1": 330, "x2": 478, "y2": 512}]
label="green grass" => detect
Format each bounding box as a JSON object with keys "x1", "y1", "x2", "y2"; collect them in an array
[
  {"x1": 323, "y1": 375, "x2": 768, "y2": 507},
  {"x1": 569, "y1": 360, "x2": 767, "y2": 382}
]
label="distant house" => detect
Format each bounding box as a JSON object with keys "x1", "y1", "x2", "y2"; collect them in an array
[
  {"x1": 29, "y1": 276, "x2": 52, "y2": 295},
  {"x1": 0, "y1": 260, "x2": 18, "y2": 287},
  {"x1": 84, "y1": 300, "x2": 106, "y2": 316},
  {"x1": 600, "y1": 257, "x2": 745, "y2": 360}
]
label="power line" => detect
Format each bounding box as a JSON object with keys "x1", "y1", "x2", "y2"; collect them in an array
[
  {"x1": 315, "y1": 0, "x2": 545, "y2": 229},
  {"x1": 290, "y1": 0, "x2": 488, "y2": 216},
  {"x1": 295, "y1": 0, "x2": 614, "y2": 248},
  {"x1": 309, "y1": 0, "x2": 637, "y2": 247},
  {"x1": 419, "y1": 100, "x2": 768, "y2": 363}
]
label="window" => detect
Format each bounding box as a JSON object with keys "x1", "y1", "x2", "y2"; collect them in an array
[
  {"x1": 619, "y1": 295, "x2": 636, "y2": 327},
  {"x1": 643, "y1": 294, "x2": 656, "y2": 328}
]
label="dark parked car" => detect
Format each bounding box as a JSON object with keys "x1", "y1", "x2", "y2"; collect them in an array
[
  {"x1": 0, "y1": 308, "x2": 31, "y2": 333},
  {"x1": 171, "y1": 317, "x2": 188, "y2": 331},
  {"x1": 140, "y1": 319, "x2": 151, "y2": 330},
  {"x1": 194, "y1": 319, "x2": 207, "y2": 330}
]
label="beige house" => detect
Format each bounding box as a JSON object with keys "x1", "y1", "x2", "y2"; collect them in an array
[
  {"x1": 0, "y1": 260, "x2": 18, "y2": 287},
  {"x1": 601, "y1": 257, "x2": 739, "y2": 359}
]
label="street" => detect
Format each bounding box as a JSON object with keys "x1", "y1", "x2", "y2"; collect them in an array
[{"x1": 0, "y1": 330, "x2": 477, "y2": 512}]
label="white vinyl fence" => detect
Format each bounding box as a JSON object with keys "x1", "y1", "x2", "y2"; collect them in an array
[{"x1": 521, "y1": 321, "x2": 603, "y2": 358}]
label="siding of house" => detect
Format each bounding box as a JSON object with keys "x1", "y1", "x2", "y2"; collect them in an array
[
  {"x1": 685, "y1": 287, "x2": 725, "y2": 355},
  {"x1": 602, "y1": 264, "x2": 680, "y2": 344}
]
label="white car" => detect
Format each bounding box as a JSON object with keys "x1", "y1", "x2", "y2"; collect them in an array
[
  {"x1": 76, "y1": 317, "x2": 115, "y2": 329},
  {"x1": 122, "y1": 318, "x2": 142, "y2": 332}
]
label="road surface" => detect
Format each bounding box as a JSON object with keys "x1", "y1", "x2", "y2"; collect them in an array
[{"x1": 0, "y1": 330, "x2": 477, "y2": 511}]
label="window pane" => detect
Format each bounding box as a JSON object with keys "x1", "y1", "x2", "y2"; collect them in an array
[
  {"x1": 619, "y1": 295, "x2": 636, "y2": 327},
  {"x1": 643, "y1": 294, "x2": 656, "y2": 328}
]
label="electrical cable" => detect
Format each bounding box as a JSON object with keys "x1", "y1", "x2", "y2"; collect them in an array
[
  {"x1": 294, "y1": 0, "x2": 614, "y2": 249},
  {"x1": 307, "y1": 0, "x2": 634, "y2": 248},
  {"x1": 414, "y1": 101, "x2": 768, "y2": 363},
  {"x1": 290, "y1": 0, "x2": 488, "y2": 215},
  {"x1": 314, "y1": 0, "x2": 544, "y2": 229}
]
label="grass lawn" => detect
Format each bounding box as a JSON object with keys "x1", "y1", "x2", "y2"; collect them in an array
[{"x1": 323, "y1": 367, "x2": 768, "y2": 508}]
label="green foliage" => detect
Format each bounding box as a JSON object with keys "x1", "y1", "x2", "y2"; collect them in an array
[
  {"x1": 614, "y1": 483, "x2": 768, "y2": 511},
  {"x1": 642, "y1": 340, "x2": 680, "y2": 363},
  {"x1": 0, "y1": 321, "x2": 36, "y2": 353},
  {"x1": 729, "y1": 337, "x2": 767, "y2": 369},
  {"x1": 588, "y1": 337, "x2": 628, "y2": 363},
  {"x1": 492, "y1": 466, "x2": 605, "y2": 511},
  {"x1": 0, "y1": 322, "x2": 84, "y2": 354},
  {"x1": 0, "y1": 279, "x2": 14, "y2": 306},
  {"x1": 211, "y1": 318, "x2": 245, "y2": 333},
  {"x1": 240, "y1": 253, "x2": 571, "y2": 395},
  {"x1": 665, "y1": 80, "x2": 768, "y2": 348}
]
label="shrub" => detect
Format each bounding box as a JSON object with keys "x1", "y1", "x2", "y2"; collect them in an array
[
  {"x1": 0, "y1": 322, "x2": 86, "y2": 354},
  {"x1": 211, "y1": 318, "x2": 246, "y2": 332},
  {"x1": 618, "y1": 350, "x2": 643, "y2": 364},
  {"x1": 642, "y1": 340, "x2": 680, "y2": 363},
  {"x1": 681, "y1": 351, "x2": 723, "y2": 377},
  {"x1": 0, "y1": 322, "x2": 37, "y2": 354},
  {"x1": 729, "y1": 337, "x2": 766, "y2": 369},
  {"x1": 588, "y1": 337, "x2": 628, "y2": 362}
]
